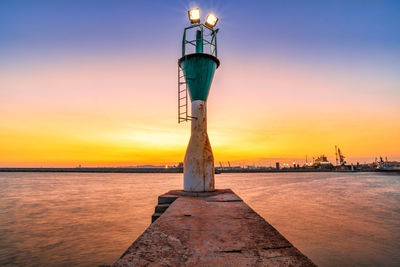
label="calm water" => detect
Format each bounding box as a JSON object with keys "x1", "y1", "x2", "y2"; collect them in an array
[{"x1": 0, "y1": 172, "x2": 399, "y2": 266}]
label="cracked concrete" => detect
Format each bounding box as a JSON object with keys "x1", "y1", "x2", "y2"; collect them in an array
[{"x1": 112, "y1": 189, "x2": 315, "y2": 266}]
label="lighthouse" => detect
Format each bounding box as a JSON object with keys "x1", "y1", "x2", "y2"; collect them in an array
[{"x1": 178, "y1": 9, "x2": 220, "y2": 192}]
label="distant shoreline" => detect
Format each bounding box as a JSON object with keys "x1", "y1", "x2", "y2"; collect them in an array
[
  {"x1": 0, "y1": 167, "x2": 389, "y2": 173},
  {"x1": 0, "y1": 167, "x2": 183, "y2": 173}
]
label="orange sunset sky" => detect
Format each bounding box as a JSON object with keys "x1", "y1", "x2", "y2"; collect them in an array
[{"x1": 1, "y1": 1, "x2": 399, "y2": 167}]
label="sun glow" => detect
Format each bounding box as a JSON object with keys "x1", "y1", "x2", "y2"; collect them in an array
[{"x1": 0, "y1": 51, "x2": 399, "y2": 167}]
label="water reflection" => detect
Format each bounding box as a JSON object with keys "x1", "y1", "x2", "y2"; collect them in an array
[{"x1": 0, "y1": 172, "x2": 399, "y2": 266}]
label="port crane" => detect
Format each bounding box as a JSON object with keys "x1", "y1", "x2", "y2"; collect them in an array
[
  {"x1": 335, "y1": 145, "x2": 346, "y2": 166},
  {"x1": 219, "y1": 162, "x2": 224, "y2": 171}
]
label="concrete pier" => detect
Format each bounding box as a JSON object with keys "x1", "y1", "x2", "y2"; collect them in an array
[{"x1": 112, "y1": 189, "x2": 315, "y2": 266}]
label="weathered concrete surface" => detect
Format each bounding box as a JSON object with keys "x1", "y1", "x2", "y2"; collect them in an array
[
  {"x1": 113, "y1": 189, "x2": 315, "y2": 266},
  {"x1": 183, "y1": 100, "x2": 215, "y2": 192}
]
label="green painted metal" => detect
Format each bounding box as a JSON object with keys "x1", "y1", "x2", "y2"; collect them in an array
[
  {"x1": 195, "y1": 30, "x2": 203, "y2": 53},
  {"x1": 179, "y1": 54, "x2": 219, "y2": 101},
  {"x1": 181, "y1": 24, "x2": 217, "y2": 57},
  {"x1": 181, "y1": 30, "x2": 186, "y2": 57},
  {"x1": 179, "y1": 23, "x2": 219, "y2": 102}
]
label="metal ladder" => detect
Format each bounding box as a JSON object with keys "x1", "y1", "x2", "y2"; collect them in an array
[{"x1": 178, "y1": 65, "x2": 196, "y2": 123}]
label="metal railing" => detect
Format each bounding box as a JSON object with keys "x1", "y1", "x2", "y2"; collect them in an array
[{"x1": 182, "y1": 24, "x2": 218, "y2": 57}]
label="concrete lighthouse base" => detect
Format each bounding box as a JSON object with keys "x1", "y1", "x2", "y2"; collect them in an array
[{"x1": 184, "y1": 100, "x2": 215, "y2": 192}]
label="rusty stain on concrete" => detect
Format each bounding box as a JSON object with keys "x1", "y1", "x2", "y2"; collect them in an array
[
  {"x1": 112, "y1": 189, "x2": 315, "y2": 266},
  {"x1": 183, "y1": 100, "x2": 214, "y2": 192}
]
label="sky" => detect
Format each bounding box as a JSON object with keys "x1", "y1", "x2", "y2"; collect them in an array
[{"x1": 0, "y1": 0, "x2": 399, "y2": 167}]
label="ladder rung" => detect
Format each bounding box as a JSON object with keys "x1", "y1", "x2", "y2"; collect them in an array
[{"x1": 178, "y1": 64, "x2": 190, "y2": 124}]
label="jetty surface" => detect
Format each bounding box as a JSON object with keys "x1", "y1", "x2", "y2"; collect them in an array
[{"x1": 112, "y1": 189, "x2": 315, "y2": 266}]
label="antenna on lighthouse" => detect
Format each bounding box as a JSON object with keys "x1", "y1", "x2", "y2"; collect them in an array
[{"x1": 177, "y1": 8, "x2": 220, "y2": 192}]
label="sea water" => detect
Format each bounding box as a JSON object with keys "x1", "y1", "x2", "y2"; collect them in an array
[{"x1": 0, "y1": 172, "x2": 399, "y2": 266}]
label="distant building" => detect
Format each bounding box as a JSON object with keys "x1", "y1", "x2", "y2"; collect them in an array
[
  {"x1": 313, "y1": 155, "x2": 333, "y2": 169},
  {"x1": 276, "y1": 162, "x2": 280, "y2": 170}
]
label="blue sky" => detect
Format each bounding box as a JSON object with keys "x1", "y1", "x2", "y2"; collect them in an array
[{"x1": 1, "y1": 0, "x2": 399, "y2": 62}]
